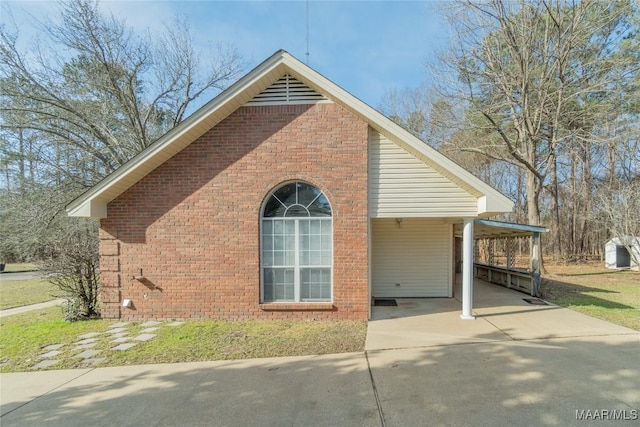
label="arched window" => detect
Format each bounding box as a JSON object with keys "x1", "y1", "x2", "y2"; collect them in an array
[{"x1": 261, "y1": 182, "x2": 332, "y2": 303}]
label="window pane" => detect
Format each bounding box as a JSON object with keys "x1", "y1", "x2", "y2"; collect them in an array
[
  {"x1": 274, "y1": 236, "x2": 284, "y2": 251},
  {"x1": 274, "y1": 251, "x2": 284, "y2": 265},
  {"x1": 300, "y1": 268, "x2": 331, "y2": 301},
  {"x1": 263, "y1": 251, "x2": 273, "y2": 266},
  {"x1": 285, "y1": 205, "x2": 309, "y2": 217},
  {"x1": 310, "y1": 234, "x2": 321, "y2": 250},
  {"x1": 262, "y1": 221, "x2": 272, "y2": 234},
  {"x1": 263, "y1": 197, "x2": 285, "y2": 217},
  {"x1": 286, "y1": 220, "x2": 296, "y2": 234},
  {"x1": 300, "y1": 235, "x2": 309, "y2": 251},
  {"x1": 263, "y1": 268, "x2": 294, "y2": 302},
  {"x1": 274, "y1": 220, "x2": 284, "y2": 234},
  {"x1": 273, "y1": 183, "x2": 297, "y2": 207},
  {"x1": 310, "y1": 221, "x2": 321, "y2": 234},
  {"x1": 321, "y1": 250, "x2": 331, "y2": 265},
  {"x1": 308, "y1": 193, "x2": 332, "y2": 217},
  {"x1": 321, "y1": 234, "x2": 331, "y2": 250},
  {"x1": 310, "y1": 250, "x2": 322, "y2": 265},
  {"x1": 300, "y1": 250, "x2": 310, "y2": 266}
]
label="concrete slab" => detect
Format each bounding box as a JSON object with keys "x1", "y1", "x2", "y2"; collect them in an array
[
  {"x1": 367, "y1": 334, "x2": 640, "y2": 426},
  {"x1": 0, "y1": 299, "x2": 65, "y2": 318},
  {"x1": 0, "y1": 354, "x2": 379, "y2": 427},
  {"x1": 109, "y1": 322, "x2": 129, "y2": 328},
  {"x1": 167, "y1": 321, "x2": 184, "y2": 327},
  {"x1": 110, "y1": 332, "x2": 128, "y2": 338},
  {"x1": 31, "y1": 360, "x2": 60, "y2": 369},
  {"x1": 133, "y1": 333, "x2": 156, "y2": 342},
  {"x1": 111, "y1": 337, "x2": 130, "y2": 344},
  {"x1": 112, "y1": 343, "x2": 137, "y2": 351},
  {"x1": 0, "y1": 369, "x2": 91, "y2": 416},
  {"x1": 140, "y1": 321, "x2": 161, "y2": 327},
  {"x1": 42, "y1": 344, "x2": 64, "y2": 351},
  {"x1": 81, "y1": 358, "x2": 107, "y2": 367},
  {"x1": 367, "y1": 279, "x2": 638, "y2": 351},
  {"x1": 107, "y1": 327, "x2": 128, "y2": 334},
  {"x1": 77, "y1": 332, "x2": 101, "y2": 339},
  {"x1": 73, "y1": 343, "x2": 97, "y2": 350},
  {"x1": 73, "y1": 350, "x2": 101, "y2": 359},
  {"x1": 73, "y1": 338, "x2": 97, "y2": 346},
  {"x1": 366, "y1": 298, "x2": 508, "y2": 351},
  {"x1": 139, "y1": 327, "x2": 159, "y2": 333},
  {"x1": 38, "y1": 351, "x2": 62, "y2": 359}
]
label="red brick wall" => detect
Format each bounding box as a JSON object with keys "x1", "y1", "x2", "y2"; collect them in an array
[{"x1": 99, "y1": 103, "x2": 370, "y2": 320}]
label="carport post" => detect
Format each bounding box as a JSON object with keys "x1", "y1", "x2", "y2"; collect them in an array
[
  {"x1": 531, "y1": 231, "x2": 541, "y2": 296},
  {"x1": 461, "y1": 218, "x2": 475, "y2": 319}
]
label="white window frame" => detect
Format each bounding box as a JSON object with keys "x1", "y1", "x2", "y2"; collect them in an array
[{"x1": 260, "y1": 182, "x2": 333, "y2": 303}]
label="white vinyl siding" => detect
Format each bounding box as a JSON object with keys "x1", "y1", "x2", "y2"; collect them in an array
[
  {"x1": 372, "y1": 218, "x2": 452, "y2": 298},
  {"x1": 368, "y1": 130, "x2": 478, "y2": 218}
]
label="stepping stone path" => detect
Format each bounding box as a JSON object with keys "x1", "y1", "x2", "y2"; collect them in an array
[{"x1": 31, "y1": 320, "x2": 182, "y2": 370}]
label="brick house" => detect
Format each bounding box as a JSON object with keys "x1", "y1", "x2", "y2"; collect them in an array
[{"x1": 67, "y1": 50, "x2": 513, "y2": 321}]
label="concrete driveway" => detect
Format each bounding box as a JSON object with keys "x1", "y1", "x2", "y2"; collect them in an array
[{"x1": 1, "y1": 281, "x2": 638, "y2": 426}]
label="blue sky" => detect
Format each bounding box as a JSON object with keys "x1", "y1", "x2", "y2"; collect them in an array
[{"x1": 4, "y1": 1, "x2": 450, "y2": 108}]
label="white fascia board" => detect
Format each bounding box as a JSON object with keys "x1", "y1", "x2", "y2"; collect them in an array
[
  {"x1": 282, "y1": 53, "x2": 513, "y2": 216},
  {"x1": 477, "y1": 195, "x2": 514, "y2": 217},
  {"x1": 68, "y1": 200, "x2": 107, "y2": 218},
  {"x1": 66, "y1": 52, "x2": 290, "y2": 218}
]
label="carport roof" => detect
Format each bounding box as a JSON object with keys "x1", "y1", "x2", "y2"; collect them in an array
[{"x1": 454, "y1": 219, "x2": 548, "y2": 239}]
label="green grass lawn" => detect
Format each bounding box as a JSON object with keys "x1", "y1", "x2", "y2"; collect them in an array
[
  {"x1": 541, "y1": 263, "x2": 640, "y2": 331},
  {"x1": 0, "y1": 307, "x2": 368, "y2": 372},
  {"x1": 0, "y1": 278, "x2": 59, "y2": 310}
]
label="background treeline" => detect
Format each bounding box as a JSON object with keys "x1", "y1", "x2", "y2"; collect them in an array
[
  {"x1": 381, "y1": 0, "x2": 639, "y2": 262},
  {"x1": 1, "y1": 0, "x2": 639, "y2": 272}
]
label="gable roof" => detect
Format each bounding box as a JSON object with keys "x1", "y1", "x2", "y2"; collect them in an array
[{"x1": 67, "y1": 49, "x2": 513, "y2": 218}]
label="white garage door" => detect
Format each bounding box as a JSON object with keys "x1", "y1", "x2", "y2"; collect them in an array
[{"x1": 372, "y1": 218, "x2": 452, "y2": 298}]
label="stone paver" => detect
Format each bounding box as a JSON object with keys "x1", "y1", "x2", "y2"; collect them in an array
[
  {"x1": 112, "y1": 343, "x2": 137, "y2": 351},
  {"x1": 31, "y1": 359, "x2": 60, "y2": 369},
  {"x1": 77, "y1": 332, "x2": 101, "y2": 339},
  {"x1": 167, "y1": 321, "x2": 184, "y2": 327},
  {"x1": 111, "y1": 337, "x2": 130, "y2": 343},
  {"x1": 39, "y1": 351, "x2": 62, "y2": 359},
  {"x1": 74, "y1": 350, "x2": 101, "y2": 359},
  {"x1": 73, "y1": 343, "x2": 97, "y2": 350},
  {"x1": 140, "y1": 327, "x2": 159, "y2": 333},
  {"x1": 81, "y1": 357, "x2": 107, "y2": 367},
  {"x1": 134, "y1": 334, "x2": 156, "y2": 342},
  {"x1": 110, "y1": 332, "x2": 128, "y2": 338},
  {"x1": 109, "y1": 322, "x2": 129, "y2": 328},
  {"x1": 140, "y1": 321, "x2": 161, "y2": 327},
  {"x1": 74, "y1": 338, "x2": 98, "y2": 345},
  {"x1": 42, "y1": 344, "x2": 64, "y2": 351},
  {"x1": 108, "y1": 327, "x2": 128, "y2": 334}
]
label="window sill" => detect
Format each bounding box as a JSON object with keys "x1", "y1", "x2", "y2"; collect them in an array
[{"x1": 259, "y1": 303, "x2": 336, "y2": 311}]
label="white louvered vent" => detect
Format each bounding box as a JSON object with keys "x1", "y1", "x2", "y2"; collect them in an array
[{"x1": 247, "y1": 74, "x2": 329, "y2": 105}]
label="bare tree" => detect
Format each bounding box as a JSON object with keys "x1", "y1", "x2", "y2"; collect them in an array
[
  {"x1": 436, "y1": 0, "x2": 638, "y2": 244},
  {"x1": 0, "y1": 0, "x2": 244, "y2": 185}
]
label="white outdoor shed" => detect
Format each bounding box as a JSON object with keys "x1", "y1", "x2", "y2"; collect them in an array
[{"x1": 605, "y1": 237, "x2": 640, "y2": 271}]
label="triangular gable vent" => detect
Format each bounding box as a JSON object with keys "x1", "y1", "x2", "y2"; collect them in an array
[{"x1": 247, "y1": 74, "x2": 329, "y2": 105}]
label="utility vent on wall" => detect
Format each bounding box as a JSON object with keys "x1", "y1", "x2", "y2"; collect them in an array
[{"x1": 247, "y1": 74, "x2": 329, "y2": 105}]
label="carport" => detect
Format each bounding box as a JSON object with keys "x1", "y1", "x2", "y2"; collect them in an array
[{"x1": 453, "y1": 219, "x2": 548, "y2": 319}]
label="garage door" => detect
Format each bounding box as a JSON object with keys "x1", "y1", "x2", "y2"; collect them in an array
[{"x1": 372, "y1": 218, "x2": 452, "y2": 298}]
